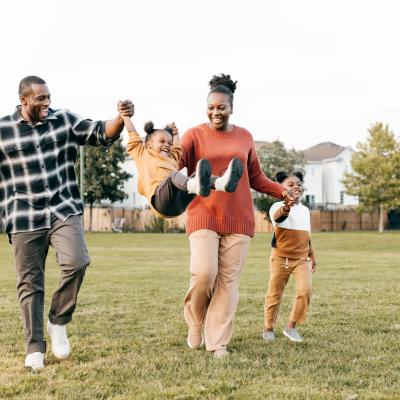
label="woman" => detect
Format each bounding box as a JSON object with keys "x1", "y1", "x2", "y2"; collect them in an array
[{"x1": 180, "y1": 73, "x2": 291, "y2": 358}]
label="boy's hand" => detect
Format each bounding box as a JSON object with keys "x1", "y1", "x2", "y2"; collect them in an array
[
  {"x1": 167, "y1": 122, "x2": 179, "y2": 136},
  {"x1": 310, "y1": 257, "x2": 317, "y2": 273}
]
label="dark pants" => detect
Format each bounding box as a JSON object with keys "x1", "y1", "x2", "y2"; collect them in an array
[
  {"x1": 11, "y1": 215, "x2": 90, "y2": 354},
  {"x1": 151, "y1": 171, "x2": 195, "y2": 217}
]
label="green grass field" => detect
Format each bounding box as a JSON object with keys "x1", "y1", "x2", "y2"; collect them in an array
[{"x1": 0, "y1": 232, "x2": 399, "y2": 400}]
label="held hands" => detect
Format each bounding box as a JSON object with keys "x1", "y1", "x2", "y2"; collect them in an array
[
  {"x1": 282, "y1": 189, "x2": 296, "y2": 212},
  {"x1": 117, "y1": 100, "x2": 136, "y2": 132},
  {"x1": 117, "y1": 100, "x2": 134, "y2": 118}
]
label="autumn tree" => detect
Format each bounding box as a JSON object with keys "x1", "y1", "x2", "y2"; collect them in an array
[
  {"x1": 254, "y1": 140, "x2": 305, "y2": 219},
  {"x1": 342, "y1": 122, "x2": 400, "y2": 232}
]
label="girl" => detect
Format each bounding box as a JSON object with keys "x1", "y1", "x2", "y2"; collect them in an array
[
  {"x1": 124, "y1": 117, "x2": 242, "y2": 218},
  {"x1": 263, "y1": 171, "x2": 316, "y2": 343}
]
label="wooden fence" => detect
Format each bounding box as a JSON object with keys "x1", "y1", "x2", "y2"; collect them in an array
[{"x1": 83, "y1": 207, "x2": 385, "y2": 233}]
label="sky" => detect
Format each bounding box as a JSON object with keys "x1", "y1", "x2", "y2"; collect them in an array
[{"x1": 1, "y1": 0, "x2": 399, "y2": 150}]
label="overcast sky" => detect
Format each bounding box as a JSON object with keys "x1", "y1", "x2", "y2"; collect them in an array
[{"x1": 1, "y1": 0, "x2": 399, "y2": 150}]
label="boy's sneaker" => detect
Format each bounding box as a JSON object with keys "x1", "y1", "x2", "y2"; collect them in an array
[
  {"x1": 47, "y1": 320, "x2": 71, "y2": 359},
  {"x1": 187, "y1": 159, "x2": 211, "y2": 197},
  {"x1": 25, "y1": 352, "x2": 44, "y2": 372},
  {"x1": 282, "y1": 327, "x2": 303, "y2": 342},
  {"x1": 213, "y1": 158, "x2": 243, "y2": 192},
  {"x1": 262, "y1": 330, "x2": 276, "y2": 341},
  {"x1": 187, "y1": 328, "x2": 204, "y2": 350}
]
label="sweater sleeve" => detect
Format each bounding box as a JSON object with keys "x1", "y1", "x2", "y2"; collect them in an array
[
  {"x1": 179, "y1": 129, "x2": 196, "y2": 175},
  {"x1": 248, "y1": 143, "x2": 286, "y2": 199},
  {"x1": 127, "y1": 131, "x2": 144, "y2": 160}
]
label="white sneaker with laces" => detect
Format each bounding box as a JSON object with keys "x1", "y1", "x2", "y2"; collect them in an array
[
  {"x1": 47, "y1": 320, "x2": 71, "y2": 359},
  {"x1": 25, "y1": 352, "x2": 44, "y2": 371}
]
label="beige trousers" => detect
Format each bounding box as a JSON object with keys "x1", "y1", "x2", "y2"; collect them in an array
[
  {"x1": 264, "y1": 255, "x2": 312, "y2": 330},
  {"x1": 184, "y1": 229, "x2": 251, "y2": 351}
]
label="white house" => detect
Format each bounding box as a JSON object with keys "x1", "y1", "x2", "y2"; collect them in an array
[
  {"x1": 303, "y1": 142, "x2": 358, "y2": 208},
  {"x1": 113, "y1": 156, "x2": 148, "y2": 209}
]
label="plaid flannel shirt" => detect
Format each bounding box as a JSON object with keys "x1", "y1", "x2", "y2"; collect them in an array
[{"x1": 0, "y1": 107, "x2": 117, "y2": 234}]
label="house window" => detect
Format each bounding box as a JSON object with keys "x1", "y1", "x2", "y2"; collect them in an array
[
  {"x1": 306, "y1": 195, "x2": 315, "y2": 204},
  {"x1": 340, "y1": 191, "x2": 344, "y2": 204}
]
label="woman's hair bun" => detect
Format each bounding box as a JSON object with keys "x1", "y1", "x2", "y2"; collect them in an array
[
  {"x1": 275, "y1": 171, "x2": 288, "y2": 183},
  {"x1": 144, "y1": 121, "x2": 155, "y2": 135},
  {"x1": 209, "y1": 73, "x2": 237, "y2": 93}
]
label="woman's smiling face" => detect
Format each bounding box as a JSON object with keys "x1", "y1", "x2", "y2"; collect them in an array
[{"x1": 207, "y1": 92, "x2": 232, "y2": 131}]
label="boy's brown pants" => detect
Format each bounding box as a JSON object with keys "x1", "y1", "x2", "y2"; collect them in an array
[
  {"x1": 264, "y1": 255, "x2": 312, "y2": 330},
  {"x1": 184, "y1": 229, "x2": 251, "y2": 351}
]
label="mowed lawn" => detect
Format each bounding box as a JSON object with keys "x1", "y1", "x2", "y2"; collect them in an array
[{"x1": 0, "y1": 231, "x2": 399, "y2": 400}]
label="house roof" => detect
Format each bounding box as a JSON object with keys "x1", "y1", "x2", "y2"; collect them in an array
[{"x1": 304, "y1": 142, "x2": 347, "y2": 162}]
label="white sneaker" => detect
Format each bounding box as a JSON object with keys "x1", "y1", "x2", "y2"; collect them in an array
[
  {"x1": 47, "y1": 320, "x2": 71, "y2": 359},
  {"x1": 25, "y1": 352, "x2": 44, "y2": 371},
  {"x1": 186, "y1": 159, "x2": 211, "y2": 197},
  {"x1": 262, "y1": 330, "x2": 276, "y2": 341},
  {"x1": 214, "y1": 158, "x2": 243, "y2": 192},
  {"x1": 283, "y1": 327, "x2": 303, "y2": 343}
]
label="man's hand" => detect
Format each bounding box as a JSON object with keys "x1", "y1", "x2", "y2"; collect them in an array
[
  {"x1": 104, "y1": 100, "x2": 135, "y2": 140},
  {"x1": 117, "y1": 100, "x2": 134, "y2": 118}
]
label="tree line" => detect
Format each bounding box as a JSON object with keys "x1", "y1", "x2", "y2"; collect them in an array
[{"x1": 77, "y1": 122, "x2": 400, "y2": 232}]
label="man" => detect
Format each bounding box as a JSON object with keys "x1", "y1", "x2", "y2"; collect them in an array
[{"x1": 0, "y1": 76, "x2": 133, "y2": 371}]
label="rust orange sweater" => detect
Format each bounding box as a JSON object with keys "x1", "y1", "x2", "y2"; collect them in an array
[{"x1": 180, "y1": 124, "x2": 286, "y2": 237}]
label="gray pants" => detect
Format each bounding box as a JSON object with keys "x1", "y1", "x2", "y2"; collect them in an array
[
  {"x1": 151, "y1": 171, "x2": 195, "y2": 217},
  {"x1": 11, "y1": 215, "x2": 90, "y2": 354}
]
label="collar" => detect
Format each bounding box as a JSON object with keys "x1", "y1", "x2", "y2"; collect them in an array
[{"x1": 12, "y1": 106, "x2": 59, "y2": 124}]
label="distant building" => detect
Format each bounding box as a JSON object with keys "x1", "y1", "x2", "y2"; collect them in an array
[
  {"x1": 114, "y1": 140, "x2": 358, "y2": 210},
  {"x1": 113, "y1": 156, "x2": 148, "y2": 209},
  {"x1": 303, "y1": 142, "x2": 358, "y2": 208}
]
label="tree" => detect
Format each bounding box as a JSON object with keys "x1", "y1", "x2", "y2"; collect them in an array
[
  {"x1": 253, "y1": 140, "x2": 305, "y2": 219},
  {"x1": 76, "y1": 140, "x2": 131, "y2": 231},
  {"x1": 342, "y1": 122, "x2": 400, "y2": 233}
]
